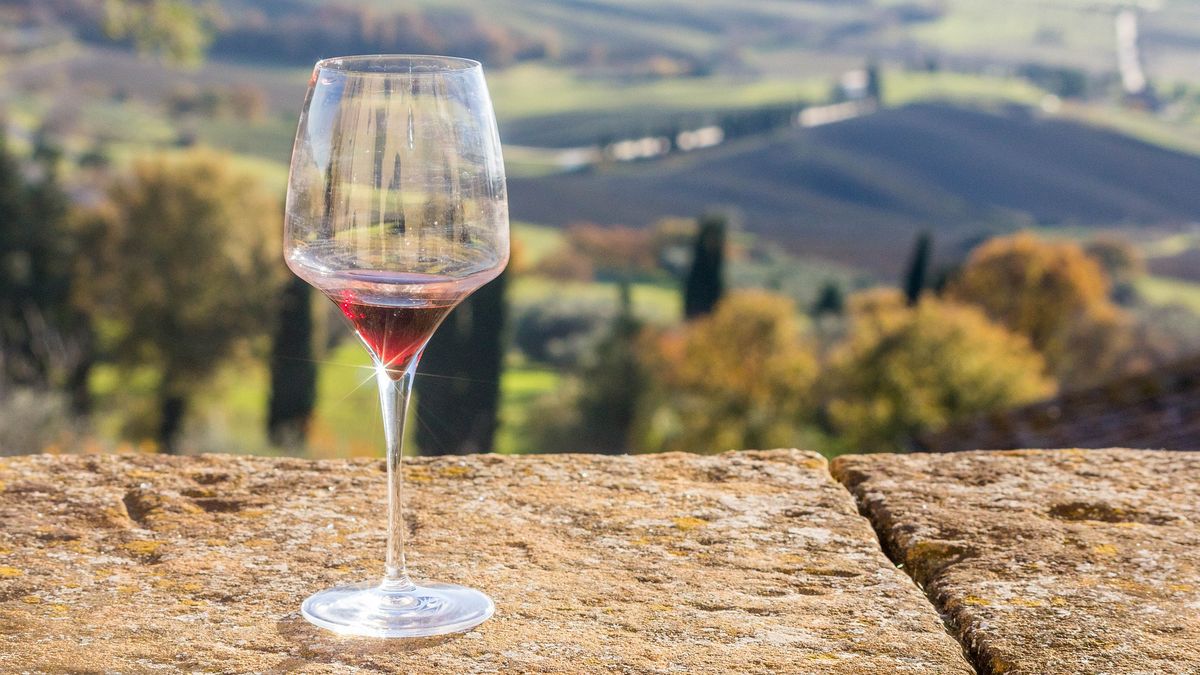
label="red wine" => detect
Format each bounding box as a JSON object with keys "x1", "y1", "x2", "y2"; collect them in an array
[
  {"x1": 329, "y1": 291, "x2": 455, "y2": 376},
  {"x1": 319, "y1": 272, "x2": 484, "y2": 378}
]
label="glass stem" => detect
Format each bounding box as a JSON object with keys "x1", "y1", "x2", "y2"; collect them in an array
[{"x1": 377, "y1": 358, "x2": 418, "y2": 592}]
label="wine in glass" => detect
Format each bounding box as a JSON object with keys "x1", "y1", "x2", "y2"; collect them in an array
[{"x1": 284, "y1": 55, "x2": 508, "y2": 638}]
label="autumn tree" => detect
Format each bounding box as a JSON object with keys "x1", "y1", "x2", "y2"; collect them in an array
[
  {"x1": 564, "y1": 223, "x2": 656, "y2": 277},
  {"x1": 636, "y1": 290, "x2": 819, "y2": 454},
  {"x1": 93, "y1": 150, "x2": 282, "y2": 452},
  {"x1": 826, "y1": 289, "x2": 1055, "y2": 452},
  {"x1": 227, "y1": 85, "x2": 268, "y2": 122},
  {"x1": 533, "y1": 246, "x2": 594, "y2": 282},
  {"x1": 946, "y1": 232, "x2": 1130, "y2": 389}
]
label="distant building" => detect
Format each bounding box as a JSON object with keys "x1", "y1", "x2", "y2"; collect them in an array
[
  {"x1": 919, "y1": 356, "x2": 1200, "y2": 452},
  {"x1": 838, "y1": 69, "x2": 871, "y2": 101}
]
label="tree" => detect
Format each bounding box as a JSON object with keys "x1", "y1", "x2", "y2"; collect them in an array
[
  {"x1": 866, "y1": 60, "x2": 883, "y2": 102},
  {"x1": 637, "y1": 290, "x2": 819, "y2": 454},
  {"x1": 826, "y1": 289, "x2": 1055, "y2": 452},
  {"x1": 902, "y1": 230, "x2": 932, "y2": 306},
  {"x1": 574, "y1": 279, "x2": 643, "y2": 453},
  {"x1": 267, "y1": 276, "x2": 317, "y2": 449},
  {"x1": 811, "y1": 281, "x2": 845, "y2": 317},
  {"x1": 416, "y1": 270, "x2": 508, "y2": 455},
  {"x1": 1084, "y1": 236, "x2": 1143, "y2": 304},
  {"x1": 683, "y1": 213, "x2": 726, "y2": 319},
  {"x1": 946, "y1": 232, "x2": 1129, "y2": 389},
  {"x1": 103, "y1": 0, "x2": 218, "y2": 67},
  {"x1": 0, "y1": 134, "x2": 92, "y2": 411},
  {"x1": 0, "y1": 134, "x2": 39, "y2": 385},
  {"x1": 93, "y1": 150, "x2": 282, "y2": 452},
  {"x1": 228, "y1": 85, "x2": 268, "y2": 122},
  {"x1": 564, "y1": 223, "x2": 655, "y2": 278}
]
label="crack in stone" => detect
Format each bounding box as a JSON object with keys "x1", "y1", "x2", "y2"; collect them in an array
[{"x1": 826, "y1": 465, "x2": 985, "y2": 675}]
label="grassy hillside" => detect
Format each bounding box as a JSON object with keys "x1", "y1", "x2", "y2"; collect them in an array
[
  {"x1": 508, "y1": 102, "x2": 1200, "y2": 274},
  {"x1": 301, "y1": 0, "x2": 1200, "y2": 85}
]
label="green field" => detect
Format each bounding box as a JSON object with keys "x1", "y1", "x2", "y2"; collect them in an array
[
  {"x1": 881, "y1": 70, "x2": 1048, "y2": 108},
  {"x1": 191, "y1": 116, "x2": 298, "y2": 163},
  {"x1": 1058, "y1": 103, "x2": 1200, "y2": 159},
  {"x1": 511, "y1": 222, "x2": 565, "y2": 265},
  {"x1": 511, "y1": 276, "x2": 682, "y2": 325},
  {"x1": 105, "y1": 336, "x2": 569, "y2": 459},
  {"x1": 488, "y1": 64, "x2": 826, "y2": 120},
  {"x1": 494, "y1": 365, "x2": 562, "y2": 454}
]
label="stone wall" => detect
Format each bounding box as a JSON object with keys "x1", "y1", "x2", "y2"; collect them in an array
[{"x1": 0, "y1": 448, "x2": 1196, "y2": 673}]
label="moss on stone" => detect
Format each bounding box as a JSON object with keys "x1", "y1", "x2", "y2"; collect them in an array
[
  {"x1": 121, "y1": 540, "x2": 163, "y2": 556},
  {"x1": 671, "y1": 516, "x2": 708, "y2": 531}
]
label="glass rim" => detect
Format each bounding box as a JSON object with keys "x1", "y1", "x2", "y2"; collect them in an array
[{"x1": 314, "y1": 54, "x2": 482, "y2": 77}]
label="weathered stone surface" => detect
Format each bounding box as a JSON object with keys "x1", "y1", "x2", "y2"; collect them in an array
[
  {"x1": 0, "y1": 450, "x2": 971, "y2": 674},
  {"x1": 833, "y1": 448, "x2": 1200, "y2": 675}
]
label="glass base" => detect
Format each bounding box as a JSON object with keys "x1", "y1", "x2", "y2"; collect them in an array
[{"x1": 301, "y1": 580, "x2": 495, "y2": 638}]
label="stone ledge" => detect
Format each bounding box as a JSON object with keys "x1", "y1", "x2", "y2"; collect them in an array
[
  {"x1": 833, "y1": 448, "x2": 1200, "y2": 675},
  {"x1": 0, "y1": 451, "x2": 971, "y2": 674}
]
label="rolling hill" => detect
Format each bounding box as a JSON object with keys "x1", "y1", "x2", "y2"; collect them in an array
[{"x1": 507, "y1": 103, "x2": 1200, "y2": 274}]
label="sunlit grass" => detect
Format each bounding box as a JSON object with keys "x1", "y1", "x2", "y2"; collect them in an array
[
  {"x1": 905, "y1": 0, "x2": 1117, "y2": 67},
  {"x1": 1057, "y1": 103, "x2": 1200, "y2": 158},
  {"x1": 881, "y1": 70, "x2": 1047, "y2": 108},
  {"x1": 79, "y1": 99, "x2": 177, "y2": 145},
  {"x1": 305, "y1": 339, "x2": 399, "y2": 459},
  {"x1": 510, "y1": 275, "x2": 682, "y2": 325},
  {"x1": 191, "y1": 116, "x2": 297, "y2": 165},
  {"x1": 488, "y1": 63, "x2": 825, "y2": 120},
  {"x1": 494, "y1": 364, "x2": 562, "y2": 455},
  {"x1": 511, "y1": 221, "x2": 565, "y2": 266},
  {"x1": 1140, "y1": 231, "x2": 1200, "y2": 259},
  {"x1": 1136, "y1": 276, "x2": 1200, "y2": 315}
]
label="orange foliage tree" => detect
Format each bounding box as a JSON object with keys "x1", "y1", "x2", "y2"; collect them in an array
[
  {"x1": 946, "y1": 232, "x2": 1132, "y2": 390},
  {"x1": 564, "y1": 223, "x2": 656, "y2": 275},
  {"x1": 826, "y1": 289, "x2": 1056, "y2": 452},
  {"x1": 635, "y1": 290, "x2": 819, "y2": 454}
]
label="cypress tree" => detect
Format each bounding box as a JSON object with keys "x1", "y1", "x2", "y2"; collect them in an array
[
  {"x1": 684, "y1": 213, "x2": 726, "y2": 319},
  {"x1": 902, "y1": 230, "x2": 932, "y2": 306},
  {"x1": 866, "y1": 60, "x2": 883, "y2": 102},
  {"x1": 416, "y1": 269, "x2": 508, "y2": 455},
  {"x1": 267, "y1": 276, "x2": 318, "y2": 448},
  {"x1": 811, "y1": 281, "x2": 845, "y2": 317}
]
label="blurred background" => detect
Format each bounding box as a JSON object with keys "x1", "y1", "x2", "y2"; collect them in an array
[{"x1": 3, "y1": 0, "x2": 1200, "y2": 459}]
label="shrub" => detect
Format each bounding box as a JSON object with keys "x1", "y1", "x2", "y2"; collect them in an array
[
  {"x1": 636, "y1": 290, "x2": 819, "y2": 454},
  {"x1": 826, "y1": 289, "x2": 1056, "y2": 452}
]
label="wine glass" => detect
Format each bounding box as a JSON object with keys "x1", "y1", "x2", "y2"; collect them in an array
[{"x1": 283, "y1": 55, "x2": 508, "y2": 638}]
